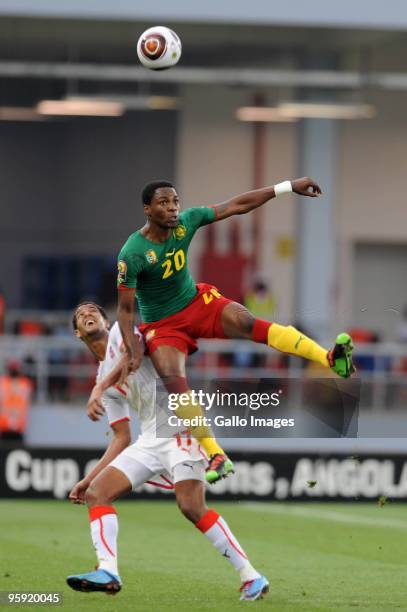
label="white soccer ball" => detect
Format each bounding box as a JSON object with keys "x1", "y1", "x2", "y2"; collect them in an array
[{"x1": 137, "y1": 26, "x2": 182, "y2": 70}]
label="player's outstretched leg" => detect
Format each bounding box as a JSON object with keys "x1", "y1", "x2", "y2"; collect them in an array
[{"x1": 221, "y1": 303, "x2": 355, "y2": 378}]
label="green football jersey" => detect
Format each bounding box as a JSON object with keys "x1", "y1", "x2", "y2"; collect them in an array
[{"x1": 117, "y1": 206, "x2": 216, "y2": 322}]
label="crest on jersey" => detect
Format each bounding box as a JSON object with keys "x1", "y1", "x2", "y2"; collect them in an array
[
  {"x1": 145, "y1": 329, "x2": 156, "y2": 341},
  {"x1": 117, "y1": 260, "x2": 127, "y2": 284},
  {"x1": 174, "y1": 224, "x2": 186, "y2": 240},
  {"x1": 109, "y1": 346, "x2": 115, "y2": 359},
  {"x1": 145, "y1": 249, "x2": 158, "y2": 264}
]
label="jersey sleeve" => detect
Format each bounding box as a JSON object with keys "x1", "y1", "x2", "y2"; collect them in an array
[
  {"x1": 102, "y1": 388, "x2": 131, "y2": 426},
  {"x1": 181, "y1": 206, "x2": 216, "y2": 230},
  {"x1": 117, "y1": 247, "x2": 145, "y2": 290}
]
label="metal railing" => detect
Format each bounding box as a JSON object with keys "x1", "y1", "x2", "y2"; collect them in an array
[{"x1": 0, "y1": 335, "x2": 406, "y2": 410}]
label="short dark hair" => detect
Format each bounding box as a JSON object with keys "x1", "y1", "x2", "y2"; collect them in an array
[
  {"x1": 72, "y1": 301, "x2": 109, "y2": 331},
  {"x1": 142, "y1": 180, "x2": 175, "y2": 205}
]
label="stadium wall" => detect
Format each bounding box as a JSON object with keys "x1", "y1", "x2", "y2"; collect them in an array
[
  {"x1": 337, "y1": 90, "x2": 407, "y2": 333},
  {"x1": 178, "y1": 86, "x2": 407, "y2": 331},
  {"x1": 177, "y1": 84, "x2": 297, "y2": 322},
  {"x1": 1, "y1": 112, "x2": 177, "y2": 307}
]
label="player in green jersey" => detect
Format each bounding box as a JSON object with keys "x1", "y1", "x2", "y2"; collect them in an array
[{"x1": 115, "y1": 178, "x2": 355, "y2": 483}]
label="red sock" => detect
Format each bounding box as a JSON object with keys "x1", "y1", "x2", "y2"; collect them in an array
[
  {"x1": 195, "y1": 509, "x2": 219, "y2": 533},
  {"x1": 89, "y1": 505, "x2": 117, "y2": 521},
  {"x1": 163, "y1": 376, "x2": 190, "y2": 394},
  {"x1": 251, "y1": 319, "x2": 271, "y2": 344}
]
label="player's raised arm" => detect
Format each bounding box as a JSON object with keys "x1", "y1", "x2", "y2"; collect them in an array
[{"x1": 211, "y1": 177, "x2": 322, "y2": 221}]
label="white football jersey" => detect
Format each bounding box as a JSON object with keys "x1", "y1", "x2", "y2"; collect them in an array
[{"x1": 96, "y1": 322, "x2": 181, "y2": 441}]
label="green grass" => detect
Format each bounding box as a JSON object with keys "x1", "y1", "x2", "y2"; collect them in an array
[{"x1": 0, "y1": 500, "x2": 406, "y2": 611}]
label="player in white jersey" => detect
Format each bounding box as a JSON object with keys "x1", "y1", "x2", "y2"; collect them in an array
[{"x1": 66, "y1": 302, "x2": 269, "y2": 601}]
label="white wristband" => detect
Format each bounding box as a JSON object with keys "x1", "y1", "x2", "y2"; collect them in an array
[{"x1": 274, "y1": 180, "x2": 292, "y2": 197}]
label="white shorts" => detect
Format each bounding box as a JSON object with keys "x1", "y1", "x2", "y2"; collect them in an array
[{"x1": 109, "y1": 433, "x2": 207, "y2": 490}]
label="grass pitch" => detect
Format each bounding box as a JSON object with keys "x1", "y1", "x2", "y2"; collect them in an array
[{"x1": 0, "y1": 500, "x2": 406, "y2": 611}]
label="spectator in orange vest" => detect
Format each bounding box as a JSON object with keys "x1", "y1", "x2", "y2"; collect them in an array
[{"x1": 0, "y1": 360, "x2": 33, "y2": 442}]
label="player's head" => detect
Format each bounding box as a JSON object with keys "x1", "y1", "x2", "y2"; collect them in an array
[
  {"x1": 142, "y1": 180, "x2": 180, "y2": 229},
  {"x1": 72, "y1": 301, "x2": 110, "y2": 341}
]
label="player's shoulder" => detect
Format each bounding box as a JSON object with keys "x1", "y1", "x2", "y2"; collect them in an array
[
  {"x1": 109, "y1": 321, "x2": 121, "y2": 341},
  {"x1": 119, "y1": 231, "x2": 146, "y2": 256},
  {"x1": 109, "y1": 320, "x2": 144, "y2": 350},
  {"x1": 118, "y1": 231, "x2": 148, "y2": 271},
  {"x1": 180, "y1": 206, "x2": 207, "y2": 219},
  {"x1": 180, "y1": 206, "x2": 215, "y2": 226},
  {"x1": 105, "y1": 322, "x2": 122, "y2": 356}
]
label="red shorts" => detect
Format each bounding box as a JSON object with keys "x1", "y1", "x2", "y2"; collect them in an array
[{"x1": 139, "y1": 283, "x2": 232, "y2": 355}]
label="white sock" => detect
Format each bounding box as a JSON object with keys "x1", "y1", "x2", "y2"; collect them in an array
[
  {"x1": 89, "y1": 506, "x2": 119, "y2": 576},
  {"x1": 196, "y1": 509, "x2": 261, "y2": 583}
]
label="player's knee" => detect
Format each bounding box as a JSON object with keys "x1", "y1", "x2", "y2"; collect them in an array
[
  {"x1": 237, "y1": 308, "x2": 256, "y2": 337},
  {"x1": 177, "y1": 495, "x2": 205, "y2": 523},
  {"x1": 85, "y1": 482, "x2": 111, "y2": 508},
  {"x1": 162, "y1": 375, "x2": 190, "y2": 395},
  {"x1": 223, "y1": 303, "x2": 255, "y2": 339}
]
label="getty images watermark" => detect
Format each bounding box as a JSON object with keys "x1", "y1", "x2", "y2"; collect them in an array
[
  {"x1": 156, "y1": 377, "x2": 361, "y2": 438},
  {"x1": 167, "y1": 388, "x2": 295, "y2": 430}
]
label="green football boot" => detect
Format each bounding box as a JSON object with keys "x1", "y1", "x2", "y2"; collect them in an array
[
  {"x1": 206, "y1": 453, "x2": 235, "y2": 484},
  {"x1": 328, "y1": 332, "x2": 355, "y2": 378}
]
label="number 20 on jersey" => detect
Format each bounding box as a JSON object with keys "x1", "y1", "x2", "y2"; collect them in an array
[{"x1": 161, "y1": 249, "x2": 185, "y2": 279}]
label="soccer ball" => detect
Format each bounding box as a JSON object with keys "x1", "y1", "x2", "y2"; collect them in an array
[{"x1": 137, "y1": 26, "x2": 182, "y2": 70}]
